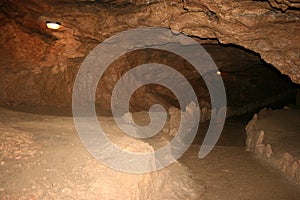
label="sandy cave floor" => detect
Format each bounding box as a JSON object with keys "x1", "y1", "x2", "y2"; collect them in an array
[{"x1": 0, "y1": 105, "x2": 300, "y2": 199}]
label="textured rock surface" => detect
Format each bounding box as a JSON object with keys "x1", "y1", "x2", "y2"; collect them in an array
[
  {"x1": 0, "y1": 0, "x2": 299, "y2": 108},
  {"x1": 245, "y1": 108, "x2": 300, "y2": 184},
  {"x1": 268, "y1": 0, "x2": 300, "y2": 11},
  {"x1": 0, "y1": 109, "x2": 204, "y2": 199},
  {"x1": 174, "y1": 0, "x2": 300, "y2": 83},
  {"x1": 2, "y1": 106, "x2": 300, "y2": 199}
]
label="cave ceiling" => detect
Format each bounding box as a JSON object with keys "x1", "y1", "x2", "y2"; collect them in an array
[{"x1": 0, "y1": 0, "x2": 300, "y2": 84}]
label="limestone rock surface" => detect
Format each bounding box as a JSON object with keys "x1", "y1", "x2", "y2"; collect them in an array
[{"x1": 0, "y1": 0, "x2": 299, "y2": 108}]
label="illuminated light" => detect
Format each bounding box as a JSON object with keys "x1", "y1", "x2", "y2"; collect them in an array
[
  {"x1": 46, "y1": 21, "x2": 61, "y2": 30},
  {"x1": 216, "y1": 70, "x2": 221, "y2": 75}
]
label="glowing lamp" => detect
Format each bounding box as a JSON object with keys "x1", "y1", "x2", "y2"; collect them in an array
[
  {"x1": 46, "y1": 21, "x2": 61, "y2": 30},
  {"x1": 216, "y1": 70, "x2": 221, "y2": 75}
]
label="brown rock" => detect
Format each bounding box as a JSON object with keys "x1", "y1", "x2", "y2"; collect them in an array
[
  {"x1": 264, "y1": 144, "x2": 273, "y2": 159},
  {"x1": 172, "y1": 0, "x2": 300, "y2": 84},
  {"x1": 268, "y1": 0, "x2": 300, "y2": 11},
  {"x1": 280, "y1": 152, "x2": 294, "y2": 173},
  {"x1": 0, "y1": 0, "x2": 299, "y2": 108}
]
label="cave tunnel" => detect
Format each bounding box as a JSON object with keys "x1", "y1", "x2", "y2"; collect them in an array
[{"x1": 1, "y1": 0, "x2": 300, "y2": 199}]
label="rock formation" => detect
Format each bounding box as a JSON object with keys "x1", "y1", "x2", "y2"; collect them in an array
[
  {"x1": 0, "y1": 0, "x2": 299, "y2": 109},
  {"x1": 268, "y1": 0, "x2": 300, "y2": 11},
  {"x1": 245, "y1": 108, "x2": 300, "y2": 184}
]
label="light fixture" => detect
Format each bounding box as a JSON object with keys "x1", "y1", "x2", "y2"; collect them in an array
[
  {"x1": 46, "y1": 21, "x2": 61, "y2": 30},
  {"x1": 216, "y1": 70, "x2": 221, "y2": 75}
]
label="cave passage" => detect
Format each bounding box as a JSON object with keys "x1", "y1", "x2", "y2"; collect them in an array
[
  {"x1": 1, "y1": 0, "x2": 300, "y2": 198},
  {"x1": 1, "y1": 42, "x2": 300, "y2": 199}
]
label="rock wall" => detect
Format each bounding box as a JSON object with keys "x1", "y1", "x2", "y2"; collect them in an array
[
  {"x1": 268, "y1": 0, "x2": 300, "y2": 11},
  {"x1": 0, "y1": 0, "x2": 299, "y2": 109},
  {"x1": 173, "y1": 0, "x2": 300, "y2": 83}
]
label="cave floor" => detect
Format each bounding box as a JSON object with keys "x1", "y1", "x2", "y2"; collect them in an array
[{"x1": 0, "y1": 106, "x2": 300, "y2": 199}]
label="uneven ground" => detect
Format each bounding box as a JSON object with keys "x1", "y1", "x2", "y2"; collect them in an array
[{"x1": 0, "y1": 105, "x2": 300, "y2": 199}]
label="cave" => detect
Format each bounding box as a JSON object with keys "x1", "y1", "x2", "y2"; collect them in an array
[{"x1": 1, "y1": 0, "x2": 300, "y2": 199}]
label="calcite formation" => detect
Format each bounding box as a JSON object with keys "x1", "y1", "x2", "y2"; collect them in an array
[{"x1": 245, "y1": 108, "x2": 300, "y2": 184}]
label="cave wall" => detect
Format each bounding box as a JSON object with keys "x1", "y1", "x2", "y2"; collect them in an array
[{"x1": 0, "y1": 0, "x2": 299, "y2": 109}]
